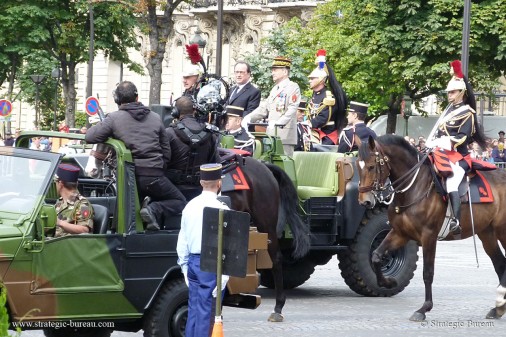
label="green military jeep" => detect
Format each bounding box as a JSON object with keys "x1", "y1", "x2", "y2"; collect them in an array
[{"x1": 0, "y1": 132, "x2": 263, "y2": 337}]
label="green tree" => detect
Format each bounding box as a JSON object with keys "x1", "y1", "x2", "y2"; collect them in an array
[
  {"x1": 1, "y1": 0, "x2": 141, "y2": 128},
  {"x1": 254, "y1": 0, "x2": 506, "y2": 132},
  {"x1": 245, "y1": 21, "x2": 313, "y2": 99}
]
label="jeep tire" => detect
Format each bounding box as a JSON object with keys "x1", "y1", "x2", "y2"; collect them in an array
[
  {"x1": 143, "y1": 278, "x2": 188, "y2": 337},
  {"x1": 337, "y1": 208, "x2": 418, "y2": 296}
]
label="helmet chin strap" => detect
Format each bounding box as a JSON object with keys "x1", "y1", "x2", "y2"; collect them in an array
[
  {"x1": 449, "y1": 89, "x2": 466, "y2": 104},
  {"x1": 310, "y1": 77, "x2": 326, "y2": 90}
]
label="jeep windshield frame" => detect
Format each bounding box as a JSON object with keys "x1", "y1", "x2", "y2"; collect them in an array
[{"x1": 0, "y1": 147, "x2": 61, "y2": 216}]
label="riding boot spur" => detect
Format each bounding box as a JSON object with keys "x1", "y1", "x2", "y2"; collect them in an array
[{"x1": 448, "y1": 191, "x2": 461, "y2": 236}]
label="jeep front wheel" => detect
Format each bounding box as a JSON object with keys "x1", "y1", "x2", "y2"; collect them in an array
[
  {"x1": 143, "y1": 278, "x2": 188, "y2": 337},
  {"x1": 337, "y1": 208, "x2": 418, "y2": 297}
]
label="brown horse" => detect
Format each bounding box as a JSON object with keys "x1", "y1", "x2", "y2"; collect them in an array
[
  {"x1": 356, "y1": 134, "x2": 506, "y2": 321},
  {"x1": 223, "y1": 156, "x2": 310, "y2": 322}
]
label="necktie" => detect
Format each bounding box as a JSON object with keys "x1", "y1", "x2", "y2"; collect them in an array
[{"x1": 230, "y1": 87, "x2": 239, "y2": 101}]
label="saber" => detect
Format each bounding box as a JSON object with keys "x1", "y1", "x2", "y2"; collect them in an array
[{"x1": 467, "y1": 176, "x2": 479, "y2": 268}]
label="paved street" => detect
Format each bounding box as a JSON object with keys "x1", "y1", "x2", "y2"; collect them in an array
[{"x1": 19, "y1": 238, "x2": 506, "y2": 337}]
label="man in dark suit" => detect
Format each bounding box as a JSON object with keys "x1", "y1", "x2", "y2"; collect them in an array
[{"x1": 227, "y1": 61, "x2": 261, "y2": 116}]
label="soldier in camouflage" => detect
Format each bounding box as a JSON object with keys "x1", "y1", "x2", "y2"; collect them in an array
[{"x1": 54, "y1": 164, "x2": 94, "y2": 238}]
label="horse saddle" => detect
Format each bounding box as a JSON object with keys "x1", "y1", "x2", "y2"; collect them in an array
[
  {"x1": 429, "y1": 151, "x2": 496, "y2": 204},
  {"x1": 219, "y1": 148, "x2": 251, "y2": 193}
]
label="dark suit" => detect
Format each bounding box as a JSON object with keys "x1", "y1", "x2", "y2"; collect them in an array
[
  {"x1": 227, "y1": 82, "x2": 261, "y2": 115},
  {"x1": 337, "y1": 123, "x2": 377, "y2": 153}
]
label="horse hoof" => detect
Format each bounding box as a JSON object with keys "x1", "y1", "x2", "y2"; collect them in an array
[
  {"x1": 409, "y1": 311, "x2": 426, "y2": 322},
  {"x1": 268, "y1": 312, "x2": 284, "y2": 322},
  {"x1": 379, "y1": 277, "x2": 398, "y2": 289},
  {"x1": 486, "y1": 308, "x2": 499, "y2": 319}
]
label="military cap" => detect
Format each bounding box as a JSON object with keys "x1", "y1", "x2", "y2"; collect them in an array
[
  {"x1": 298, "y1": 101, "x2": 307, "y2": 110},
  {"x1": 56, "y1": 164, "x2": 80, "y2": 183},
  {"x1": 348, "y1": 101, "x2": 369, "y2": 115},
  {"x1": 272, "y1": 56, "x2": 292, "y2": 69},
  {"x1": 200, "y1": 163, "x2": 223, "y2": 181},
  {"x1": 226, "y1": 105, "x2": 245, "y2": 118}
]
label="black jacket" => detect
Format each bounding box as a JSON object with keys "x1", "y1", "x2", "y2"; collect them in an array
[
  {"x1": 85, "y1": 102, "x2": 170, "y2": 175},
  {"x1": 337, "y1": 123, "x2": 377, "y2": 153},
  {"x1": 165, "y1": 116, "x2": 219, "y2": 174},
  {"x1": 227, "y1": 82, "x2": 261, "y2": 115}
]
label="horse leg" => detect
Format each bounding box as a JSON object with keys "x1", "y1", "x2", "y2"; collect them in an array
[
  {"x1": 371, "y1": 229, "x2": 409, "y2": 289},
  {"x1": 267, "y1": 238, "x2": 285, "y2": 322},
  {"x1": 484, "y1": 230, "x2": 506, "y2": 319}
]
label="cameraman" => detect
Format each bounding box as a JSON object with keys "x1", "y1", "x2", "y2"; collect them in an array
[{"x1": 166, "y1": 96, "x2": 220, "y2": 185}]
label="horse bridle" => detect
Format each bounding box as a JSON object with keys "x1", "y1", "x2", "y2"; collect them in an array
[{"x1": 358, "y1": 141, "x2": 430, "y2": 205}]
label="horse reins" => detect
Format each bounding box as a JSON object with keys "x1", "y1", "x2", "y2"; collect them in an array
[{"x1": 359, "y1": 142, "x2": 433, "y2": 210}]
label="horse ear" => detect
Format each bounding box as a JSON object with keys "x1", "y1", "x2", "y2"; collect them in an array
[{"x1": 368, "y1": 135, "x2": 376, "y2": 151}]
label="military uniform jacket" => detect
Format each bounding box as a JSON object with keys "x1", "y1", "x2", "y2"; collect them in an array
[
  {"x1": 309, "y1": 88, "x2": 336, "y2": 135},
  {"x1": 434, "y1": 103, "x2": 475, "y2": 156},
  {"x1": 337, "y1": 122, "x2": 377, "y2": 153},
  {"x1": 249, "y1": 78, "x2": 301, "y2": 145},
  {"x1": 55, "y1": 192, "x2": 94, "y2": 238},
  {"x1": 226, "y1": 127, "x2": 254, "y2": 153}
]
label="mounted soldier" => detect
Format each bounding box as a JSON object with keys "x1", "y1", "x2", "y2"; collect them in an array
[
  {"x1": 307, "y1": 49, "x2": 348, "y2": 146},
  {"x1": 426, "y1": 59, "x2": 487, "y2": 236}
]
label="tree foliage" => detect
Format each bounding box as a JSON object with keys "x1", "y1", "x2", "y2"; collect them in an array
[
  {"x1": 0, "y1": 0, "x2": 141, "y2": 128},
  {"x1": 249, "y1": 0, "x2": 506, "y2": 132}
]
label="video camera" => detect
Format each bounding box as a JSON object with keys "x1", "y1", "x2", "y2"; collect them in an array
[{"x1": 195, "y1": 79, "x2": 226, "y2": 117}]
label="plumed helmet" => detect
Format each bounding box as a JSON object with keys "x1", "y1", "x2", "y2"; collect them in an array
[
  {"x1": 182, "y1": 63, "x2": 203, "y2": 77},
  {"x1": 445, "y1": 60, "x2": 466, "y2": 92},
  {"x1": 308, "y1": 49, "x2": 328, "y2": 81}
]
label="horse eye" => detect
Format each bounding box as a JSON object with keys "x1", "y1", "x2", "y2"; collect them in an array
[{"x1": 367, "y1": 165, "x2": 375, "y2": 171}]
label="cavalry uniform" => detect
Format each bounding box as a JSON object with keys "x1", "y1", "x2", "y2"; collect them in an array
[
  {"x1": 309, "y1": 88, "x2": 338, "y2": 145},
  {"x1": 55, "y1": 192, "x2": 94, "y2": 238}
]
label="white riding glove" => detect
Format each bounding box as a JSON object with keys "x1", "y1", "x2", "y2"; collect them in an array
[
  {"x1": 427, "y1": 136, "x2": 452, "y2": 151},
  {"x1": 212, "y1": 275, "x2": 230, "y2": 298}
]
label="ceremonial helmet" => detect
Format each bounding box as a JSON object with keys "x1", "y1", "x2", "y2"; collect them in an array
[
  {"x1": 445, "y1": 60, "x2": 467, "y2": 104},
  {"x1": 308, "y1": 49, "x2": 329, "y2": 87}
]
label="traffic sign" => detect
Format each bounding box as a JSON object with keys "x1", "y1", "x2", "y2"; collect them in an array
[
  {"x1": 85, "y1": 96, "x2": 100, "y2": 116},
  {"x1": 0, "y1": 99, "x2": 13, "y2": 118}
]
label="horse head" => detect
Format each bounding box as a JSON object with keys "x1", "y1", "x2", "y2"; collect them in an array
[{"x1": 356, "y1": 135, "x2": 392, "y2": 208}]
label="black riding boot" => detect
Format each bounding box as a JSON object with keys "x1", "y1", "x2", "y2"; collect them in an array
[{"x1": 448, "y1": 191, "x2": 461, "y2": 236}]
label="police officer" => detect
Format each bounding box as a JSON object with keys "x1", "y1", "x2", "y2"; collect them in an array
[
  {"x1": 177, "y1": 163, "x2": 229, "y2": 337},
  {"x1": 54, "y1": 164, "x2": 94, "y2": 237},
  {"x1": 224, "y1": 105, "x2": 254, "y2": 153},
  {"x1": 337, "y1": 102, "x2": 377, "y2": 153},
  {"x1": 426, "y1": 60, "x2": 487, "y2": 236},
  {"x1": 86, "y1": 81, "x2": 186, "y2": 231},
  {"x1": 246, "y1": 56, "x2": 301, "y2": 156}
]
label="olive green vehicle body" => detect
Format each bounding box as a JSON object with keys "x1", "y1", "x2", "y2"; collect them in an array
[{"x1": 0, "y1": 132, "x2": 196, "y2": 333}]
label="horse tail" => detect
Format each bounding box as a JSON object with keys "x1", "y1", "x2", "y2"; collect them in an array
[{"x1": 265, "y1": 163, "x2": 310, "y2": 259}]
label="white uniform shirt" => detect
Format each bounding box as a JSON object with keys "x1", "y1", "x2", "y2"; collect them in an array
[{"x1": 176, "y1": 190, "x2": 229, "y2": 274}]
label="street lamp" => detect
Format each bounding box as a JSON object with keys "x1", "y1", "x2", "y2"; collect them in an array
[
  {"x1": 190, "y1": 28, "x2": 208, "y2": 68},
  {"x1": 51, "y1": 68, "x2": 61, "y2": 131},
  {"x1": 30, "y1": 75, "x2": 46, "y2": 128}
]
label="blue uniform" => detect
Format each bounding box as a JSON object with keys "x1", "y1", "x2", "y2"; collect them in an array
[
  {"x1": 337, "y1": 122, "x2": 377, "y2": 153},
  {"x1": 177, "y1": 191, "x2": 229, "y2": 337}
]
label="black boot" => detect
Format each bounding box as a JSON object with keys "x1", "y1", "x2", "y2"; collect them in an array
[
  {"x1": 140, "y1": 197, "x2": 159, "y2": 231},
  {"x1": 448, "y1": 192, "x2": 461, "y2": 236}
]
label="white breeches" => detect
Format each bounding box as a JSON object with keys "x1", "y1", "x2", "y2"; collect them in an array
[{"x1": 446, "y1": 161, "x2": 465, "y2": 192}]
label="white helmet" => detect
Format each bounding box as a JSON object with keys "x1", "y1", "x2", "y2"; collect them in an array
[
  {"x1": 308, "y1": 67, "x2": 327, "y2": 79},
  {"x1": 445, "y1": 77, "x2": 466, "y2": 92},
  {"x1": 182, "y1": 63, "x2": 202, "y2": 77}
]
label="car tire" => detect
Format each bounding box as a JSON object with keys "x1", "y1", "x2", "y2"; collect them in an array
[
  {"x1": 43, "y1": 327, "x2": 112, "y2": 337},
  {"x1": 259, "y1": 254, "x2": 316, "y2": 289}
]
